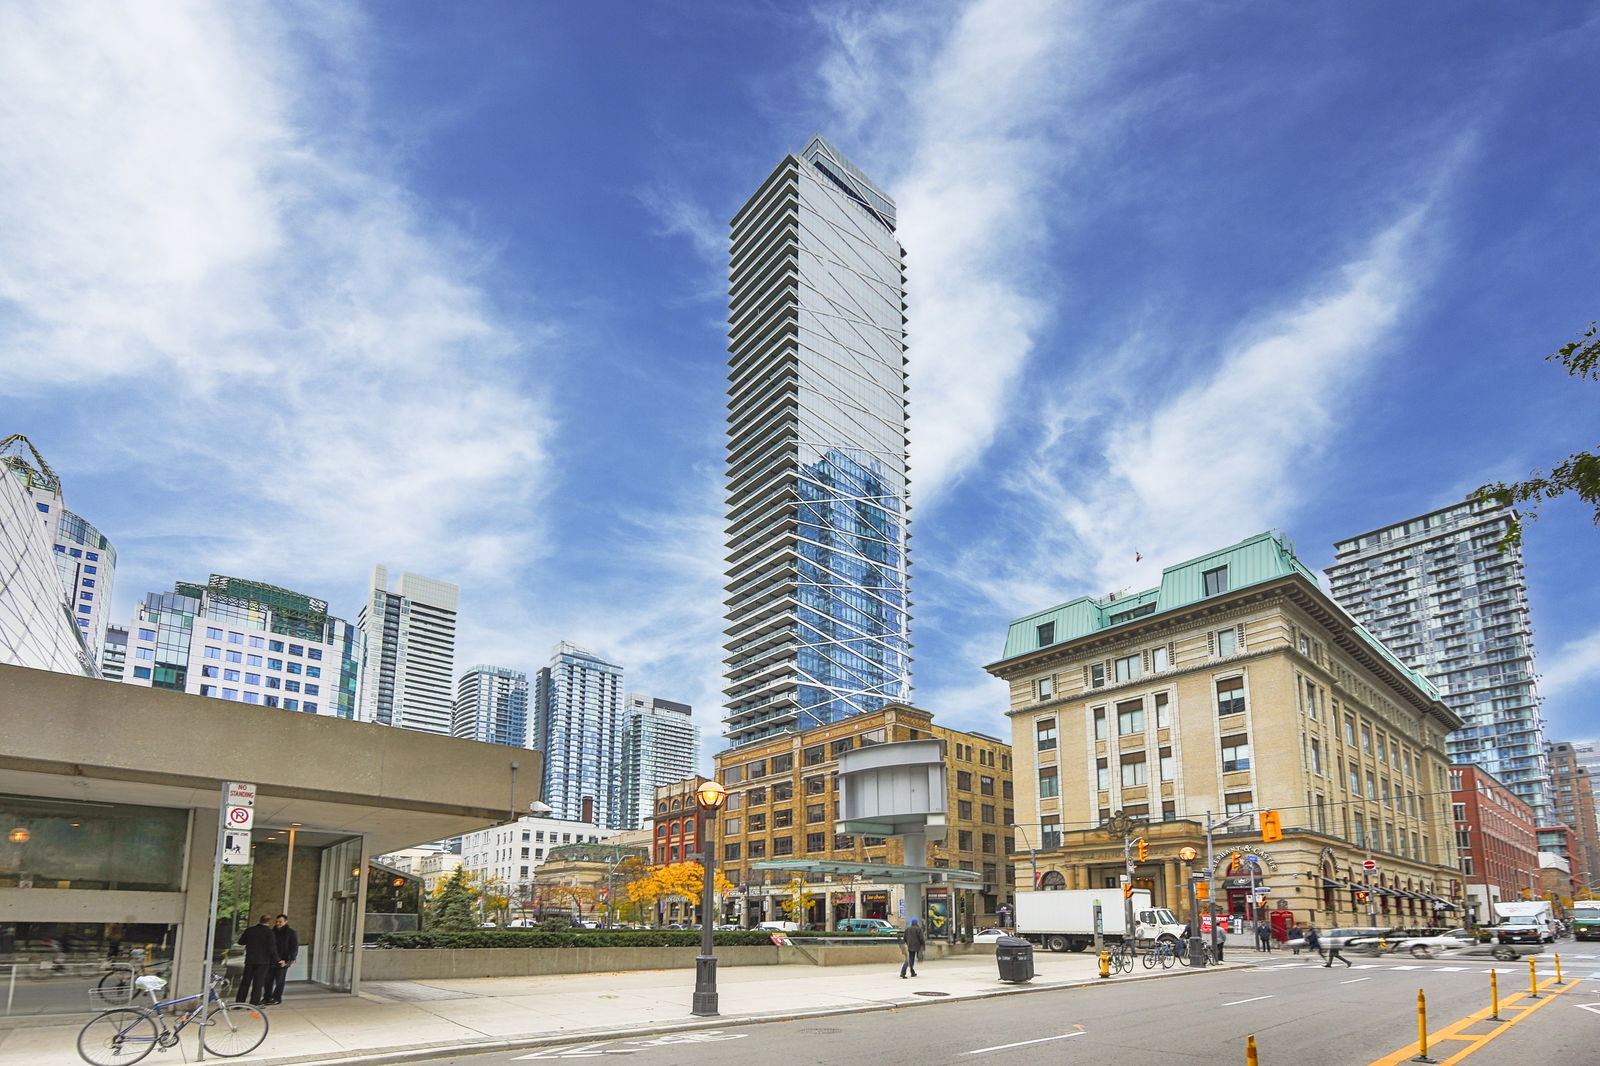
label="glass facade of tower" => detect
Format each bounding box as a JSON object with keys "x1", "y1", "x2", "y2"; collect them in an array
[
  {"x1": 723, "y1": 136, "x2": 911, "y2": 748},
  {"x1": 534, "y1": 642, "x2": 625, "y2": 828},
  {"x1": 1328, "y1": 499, "x2": 1549, "y2": 824},
  {"x1": 454, "y1": 664, "x2": 529, "y2": 747}
]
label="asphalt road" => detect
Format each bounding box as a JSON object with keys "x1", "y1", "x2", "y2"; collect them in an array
[{"x1": 391, "y1": 950, "x2": 1600, "y2": 1066}]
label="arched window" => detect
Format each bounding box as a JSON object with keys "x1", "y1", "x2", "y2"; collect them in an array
[{"x1": 1038, "y1": 870, "x2": 1067, "y2": 890}]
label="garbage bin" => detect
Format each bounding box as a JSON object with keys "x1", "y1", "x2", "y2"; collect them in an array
[{"x1": 995, "y1": 936, "x2": 1034, "y2": 983}]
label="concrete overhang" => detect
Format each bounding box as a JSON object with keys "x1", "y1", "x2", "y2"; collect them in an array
[{"x1": 0, "y1": 664, "x2": 530, "y2": 854}]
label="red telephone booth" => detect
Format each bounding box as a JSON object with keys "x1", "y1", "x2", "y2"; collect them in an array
[{"x1": 1269, "y1": 910, "x2": 1295, "y2": 942}]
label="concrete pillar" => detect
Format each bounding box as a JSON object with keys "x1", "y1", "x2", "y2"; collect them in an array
[
  {"x1": 902, "y1": 832, "x2": 926, "y2": 919},
  {"x1": 1163, "y1": 861, "x2": 1180, "y2": 909},
  {"x1": 172, "y1": 805, "x2": 220, "y2": 997}
]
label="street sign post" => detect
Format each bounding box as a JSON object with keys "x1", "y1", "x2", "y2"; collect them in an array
[
  {"x1": 201, "y1": 781, "x2": 254, "y2": 1061},
  {"x1": 1362, "y1": 859, "x2": 1378, "y2": 872}
]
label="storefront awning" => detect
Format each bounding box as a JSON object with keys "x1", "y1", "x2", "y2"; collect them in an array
[{"x1": 749, "y1": 859, "x2": 984, "y2": 885}]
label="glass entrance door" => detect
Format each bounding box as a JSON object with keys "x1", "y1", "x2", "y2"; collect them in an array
[{"x1": 311, "y1": 837, "x2": 363, "y2": 991}]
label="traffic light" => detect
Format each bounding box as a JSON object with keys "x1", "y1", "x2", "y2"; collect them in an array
[
  {"x1": 1136, "y1": 838, "x2": 1149, "y2": 862},
  {"x1": 1355, "y1": 890, "x2": 1370, "y2": 903},
  {"x1": 1259, "y1": 809, "x2": 1283, "y2": 842},
  {"x1": 1196, "y1": 881, "x2": 1210, "y2": 901},
  {"x1": 1229, "y1": 851, "x2": 1242, "y2": 872},
  {"x1": 1123, "y1": 883, "x2": 1134, "y2": 899}
]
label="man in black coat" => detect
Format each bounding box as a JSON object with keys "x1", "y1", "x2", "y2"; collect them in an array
[
  {"x1": 236, "y1": 914, "x2": 280, "y2": 1006},
  {"x1": 900, "y1": 918, "x2": 926, "y2": 979},
  {"x1": 265, "y1": 914, "x2": 299, "y2": 1005}
]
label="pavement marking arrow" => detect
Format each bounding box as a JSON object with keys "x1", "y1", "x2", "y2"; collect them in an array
[{"x1": 1577, "y1": 1003, "x2": 1600, "y2": 1016}]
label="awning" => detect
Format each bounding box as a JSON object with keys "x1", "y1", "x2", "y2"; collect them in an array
[
  {"x1": 749, "y1": 858, "x2": 984, "y2": 885},
  {"x1": 1321, "y1": 878, "x2": 1351, "y2": 889}
]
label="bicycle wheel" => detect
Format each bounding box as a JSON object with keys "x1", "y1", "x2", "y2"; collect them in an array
[
  {"x1": 1161, "y1": 945, "x2": 1176, "y2": 969},
  {"x1": 77, "y1": 1008, "x2": 158, "y2": 1066},
  {"x1": 1142, "y1": 945, "x2": 1157, "y2": 969},
  {"x1": 96, "y1": 968, "x2": 133, "y2": 1005},
  {"x1": 202, "y1": 1001, "x2": 269, "y2": 1057}
]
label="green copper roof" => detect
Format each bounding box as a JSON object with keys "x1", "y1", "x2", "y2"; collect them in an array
[{"x1": 997, "y1": 531, "x2": 1442, "y2": 702}]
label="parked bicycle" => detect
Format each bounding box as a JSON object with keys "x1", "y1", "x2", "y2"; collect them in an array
[
  {"x1": 1109, "y1": 942, "x2": 1136, "y2": 974},
  {"x1": 1175, "y1": 939, "x2": 1214, "y2": 967},
  {"x1": 94, "y1": 949, "x2": 172, "y2": 1006},
  {"x1": 1142, "y1": 939, "x2": 1177, "y2": 969},
  {"x1": 77, "y1": 973, "x2": 267, "y2": 1065}
]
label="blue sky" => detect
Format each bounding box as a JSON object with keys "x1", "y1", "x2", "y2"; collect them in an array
[{"x1": 3, "y1": 0, "x2": 1597, "y2": 763}]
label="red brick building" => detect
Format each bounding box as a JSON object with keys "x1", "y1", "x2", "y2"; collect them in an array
[
  {"x1": 1451, "y1": 764, "x2": 1539, "y2": 925},
  {"x1": 652, "y1": 776, "x2": 710, "y2": 866}
]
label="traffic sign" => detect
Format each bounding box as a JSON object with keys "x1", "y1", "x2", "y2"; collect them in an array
[
  {"x1": 227, "y1": 805, "x2": 255, "y2": 831},
  {"x1": 226, "y1": 781, "x2": 256, "y2": 807},
  {"x1": 1362, "y1": 859, "x2": 1377, "y2": 872},
  {"x1": 222, "y1": 831, "x2": 252, "y2": 866}
]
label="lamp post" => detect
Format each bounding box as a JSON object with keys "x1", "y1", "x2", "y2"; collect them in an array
[
  {"x1": 1009, "y1": 823, "x2": 1039, "y2": 890},
  {"x1": 1179, "y1": 846, "x2": 1204, "y2": 966},
  {"x1": 691, "y1": 778, "x2": 728, "y2": 1017}
]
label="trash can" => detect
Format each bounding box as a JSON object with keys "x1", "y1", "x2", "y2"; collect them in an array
[{"x1": 995, "y1": 936, "x2": 1034, "y2": 983}]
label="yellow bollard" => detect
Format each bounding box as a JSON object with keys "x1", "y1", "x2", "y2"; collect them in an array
[
  {"x1": 1246, "y1": 1033, "x2": 1259, "y2": 1066},
  {"x1": 1555, "y1": 953, "x2": 1562, "y2": 982},
  {"x1": 1528, "y1": 956, "x2": 1539, "y2": 998},
  {"x1": 1490, "y1": 968, "x2": 1499, "y2": 1020},
  {"x1": 1099, "y1": 950, "x2": 1110, "y2": 979},
  {"x1": 1412, "y1": 988, "x2": 1435, "y2": 1064}
]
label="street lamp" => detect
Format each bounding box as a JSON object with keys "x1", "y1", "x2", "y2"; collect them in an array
[
  {"x1": 691, "y1": 778, "x2": 728, "y2": 1017},
  {"x1": 1009, "y1": 823, "x2": 1038, "y2": 890}
]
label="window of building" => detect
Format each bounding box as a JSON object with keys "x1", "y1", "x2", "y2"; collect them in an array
[
  {"x1": 226, "y1": 650, "x2": 242, "y2": 663},
  {"x1": 248, "y1": 636, "x2": 264, "y2": 648},
  {"x1": 1093, "y1": 707, "x2": 1107, "y2": 740},
  {"x1": 1366, "y1": 772, "x2": 1377, "y2": 800},
  {"x1": 748, "y1": 813, "x2": 766, "y2": 832},
  {"x1": 1036, "y1": 718, "x2": 1057, "y2": 751},
  {"x1": 982, "y1": 833, "x2": 996, "y2": 854},
  {"x1": 1096, "y1": 759, "x2": 1110, "y2": 791},
  {"x1": 1038, "y1": 767, "x2": 1060, "y2": 799},
  {"x1": 1220, "y1": 734, "x2": 1251, "y2": 772},
  {"x1": 227, "y1": 632, "x2": 243, "y2": 644},
  {"x1": 1154, "y1": 692, "x2": 1170, "y2": 729},
  {"x1": 772, "y1": 837, "x2": 794, "y2": 856},
  {"x1": 204, "y1": 646, "x2": 221, "y2": 659},
  {"x1": 771, "y1": 753, "x2": 793, "y2": 773},
  {"x1": 1223, "y1": 791, "x2": 1253, "y2": 817},
  {"x1": 1215, "y1": 627, "x2": 1237, "y2": 656},
  {"x1": 1159, "y1": 746, "x2": 1174, "y2": 781},
  {"x1": 1361, "y1": 725, "x2": 1372, "y2": 753},
  {"x1": 1036, "y1": 621, "x2": 1055, "y2": 646},
  {"x1": 132, "y1": 666, "x2": 151, "y2": 679},
  {"x1": 773, "y1": 809, "x2": 793, "y2": 828},
  {"x1": 831, "y1": 738, "x2": 854, "y2": 757},
  {"x1": 135, "y1": 647, "x2": 154, "y2": 660},
  {"x1": 138, "y1": 628, "x2": 156, "y2": 641},
  {"x1": 803, "y1": 745, "x2": 826, "y2": 766},
  {"x1": 1151, "y1": 644, "x2": 1170, "y2": 672},
  {"x1": 1115, "y1": 654, "x2": 1142, "y2": 682},
  {"x1": 1310, "y1": 738, "x2": 1322, "y2": 774},
  {"x1": 773, "y1": 780, "x2": 795, "y2": 800},
  {"x1": 223, "y1": 669, "x2": 240, "y2": 682},
  {"x1": 1036, "y1": 676, "x2": 1053, "y2": 700},
  {"x1": 1090, "y1": 663, "x2": 1106, "y2": 688},
  {"x1": 958, "y1": 799, "x2": 972, "y2": 819},
  {"x1": 979, "y1": 775, "x2": 994, "y2": 796},
  {"x1": 746, "y1": 759, "x2": 767, "y2": 778},
  {"x1": 957, "y1": 771, "x2": 972, "y2": 791},
  {"x1": 1203, "y1": 566, "x2": 1229, "y2": 596},
  {"x1": 982, "y1": 804, "x2": 995, "y2": 824},
  {"x1": 206, "y1": 627, "x2": 223, "y2": 640},
  {"x1": 1117, "y1": 700, "x2": 1145, "y2": 735},
  {"x1": 1120, "y1": 755, "x2": 1148, "y2": 787},
  {"x1": 1216, "y1": 679, "x2": 1245, "y2": 716}
]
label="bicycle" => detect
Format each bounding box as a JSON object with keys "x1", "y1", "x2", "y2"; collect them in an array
[
  {"x1": 77, "y1": 973, "x2": 268, "y2": 1065},
  {"x1": 1110, "y1": 942, "x2": 1136, "y2": 974},
  {"x1": 1175, "y1": 939, "x2": 1214, "y2": 967},
  {"x1": 95, "y1": 950, "x2": 172, "y2": 1006},
  {"x1": 1143, "y1": 939, "x2": 1177, "y2": 969}
]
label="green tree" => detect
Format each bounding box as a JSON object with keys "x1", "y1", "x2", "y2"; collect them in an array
[
  {"x1": 427, "y1": 867, "x2": 479, "y2": 932},
  {"x1": 1472, "y1": 320, "x2": 1600, "y2": 548}
]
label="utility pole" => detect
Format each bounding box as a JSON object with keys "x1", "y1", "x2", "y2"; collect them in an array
[
  {"x1": 1202, "y1": 809, "x2": 1256, "y2": 962},
  {"x1": 1102, "y1": 809, "x2": 1140, "y2": 942}
]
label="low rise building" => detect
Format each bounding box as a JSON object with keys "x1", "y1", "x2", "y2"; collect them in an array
[
  {"x1": 987, "y1": 531, "x2": 1464, "y2": 930},
  {"x1": 1546, "y1": 740, "x2": 1600, "y2": 889},
  {"x1": 1451, "y1": 764, "x2": 1539, "y2": 924},
  {"x1": 458, "y1": 814, "x2": 614, "y2": 901}
]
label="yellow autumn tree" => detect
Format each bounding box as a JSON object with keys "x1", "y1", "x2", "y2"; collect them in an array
[
  {"x1": 625, "y1": 862, "x2": 734, "y2": 924},
  {"x1": 780, "y1": 875, "x2": 814, "y2": 924}
]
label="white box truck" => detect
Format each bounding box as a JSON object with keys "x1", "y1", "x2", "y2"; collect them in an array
[
  {"x1": 1491, "y1": 900, "x2": 1557, "y2": 944},
  {"x1": 1014, "y1": 889, "x2": 1186, "y2": 952}
]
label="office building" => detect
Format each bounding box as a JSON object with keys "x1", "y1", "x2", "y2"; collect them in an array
[
  {"x1": 358, "y1": 566, "x2": 459, "y2": 734},
  {"x1": 713, "y1": 703, "x2": 1011, "y2": 925},
  {"x1": 118, "y1": 574, "x2": 362, "y2": 717},
  {"x1": 987, "y1": 531, "x2": 1465, "y2": 928},
  {"x1": 1327, "y1": 499, "x2": 1550, "y2": 824},
  {"x1": 454, "y1": 664, "x2": 529, "y2": 747},
  {"x1": 458, "y1": 814, "x2": 614, "y2": 900},
  {"x1": 534, "y1": 642, "x2": 626, "y2": 828},
  {"x1": 1546, "y1": 741, "x2": 1600, "y2": 889},
  {"x1": 1450, "y1": 764, "x2": 1540, "y2": 924},
  {"x1": 722, "y1": 136, "x2": 912, "y2": 748},
  {"x1": 100, "y1": 624, "x2": 128, "y2": 683},
  {"x1": 0, "y1": 438, "x2": 98, "y2": 676},
  {"x1": 2, "y1": 433, "x2": 116, "y2": 664},
  {"x1": 619, "y1": 694, "x2": 698, "y2": 830}
]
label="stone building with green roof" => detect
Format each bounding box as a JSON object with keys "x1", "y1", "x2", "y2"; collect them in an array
[{"x1": 987, "y1": 531, "x2": 1466, "y2": 931}]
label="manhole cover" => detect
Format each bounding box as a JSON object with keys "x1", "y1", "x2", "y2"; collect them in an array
[{"x1": 914, "y1": 991, "x2": 950, "y2": 997}]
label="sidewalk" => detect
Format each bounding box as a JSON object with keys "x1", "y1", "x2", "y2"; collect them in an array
[{"x1": 0, "y1": 947, "x2": 1255, "y2": 1066}]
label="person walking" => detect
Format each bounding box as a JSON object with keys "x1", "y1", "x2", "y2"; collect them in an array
[
  {"x1": 265, "y1": 913, "x2": 298, "y2": 1006},
  {"x1": 900, "y1": 918, "x2": 926, "y2": 979},
  {"x1": 1319, "y1": 928, "x2": 1351, "y2": 968},
  {"x1": 236, "y1": 914, "x2": 280, "y2": 1006},
  {"x1": 1305, "y1": 924, "x2": 1323, "y2": 962},
  {"x1": 1287, "y1": 922, "x2": 1304, "y2": 955}
]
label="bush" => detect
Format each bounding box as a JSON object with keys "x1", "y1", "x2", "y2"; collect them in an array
[{"x1": 371, "y1": 928, "x2": 901, "y2": 949}]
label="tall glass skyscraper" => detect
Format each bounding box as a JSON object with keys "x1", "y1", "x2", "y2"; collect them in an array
[
  {"x1": 358, "y1": 566, "x2": 459, "y2": 735},
  {"x1": 1327, "y1": 498, "x2": 1550, "y2": 824},
  {"x1": 619, "y1": 694, "x2": 697, "y2": 830},
  {"x1": 454, "y1": 664, "x2": 529, "y2": 747},
  {"x1": 534, "y1": 642, "x2": 625, "y2": 828},
  {"x1": 722, "y1": 136, "x2": 911, "y2": 748}
]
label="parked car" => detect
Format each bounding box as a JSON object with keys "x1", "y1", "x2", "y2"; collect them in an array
[
  {"x1": 836, "y1": 918, "x2": 899, "y2": 935},
  {"x1": 757, "y1": 921, "x2": 800, "y2": 932},
  {"x1": 972, "y1": 928, "x2": 1010, "y2": 943}
]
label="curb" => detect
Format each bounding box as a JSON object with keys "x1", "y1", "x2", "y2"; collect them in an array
[{"x1": 226, "y1": 960, "x2": 1253, "y2": 1066}]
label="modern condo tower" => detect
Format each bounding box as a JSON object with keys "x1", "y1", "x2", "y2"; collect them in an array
[
  {"x1": 722, "y1": 136, "x2": 911, "y2": 748},
  {"x1": 619, "y1": 694, "x2": 698, "y2": 830},
  {"x1": 534, "y1": 642, "x2": 625, "y2": 828},
  {"x1": 358, "y1": 566, "x2": 459, "y2": 735},
  {"x1": 1327, "y1": 499, "x2": 1550, "y2": 825},
  {"x1": 454, "y1": 664, "x2": 529, "y2": 747}
]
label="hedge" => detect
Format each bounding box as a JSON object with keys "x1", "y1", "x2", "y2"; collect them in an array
[{"x1": 372, "y1": 929, "x2": 897, "y2": 949}]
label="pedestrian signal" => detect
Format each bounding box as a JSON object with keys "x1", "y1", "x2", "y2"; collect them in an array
[
  {"x1": 1355, "y1": 890, "x2": 1370, "y2": 903},
  {"x1": 1123, "y1": 883, "x2": 1134, "y2": 899},
  {"x1": 1136, "y1": 838, "x2": 1149, "y2": 862},
  {"x1": 1259, "y1": 809, "x2": 1282, "y2": 842},
  {"x1": 1196, "y1": 881, "x2": 1210, "y2": 900}
]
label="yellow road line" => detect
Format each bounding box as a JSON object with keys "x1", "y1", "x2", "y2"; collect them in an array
[{"x1": 1365, "y1": 977, "x2": 1580, "y2": 1066}]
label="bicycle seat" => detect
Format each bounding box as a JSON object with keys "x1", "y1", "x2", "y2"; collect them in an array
[{"x1": 134, "y1": 975, "x2": 168, "y2": 992}]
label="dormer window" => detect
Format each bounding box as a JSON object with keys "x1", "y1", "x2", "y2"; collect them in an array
[{"x1": 1036, "y1": 621, "x2": 1055, "y2": 646}]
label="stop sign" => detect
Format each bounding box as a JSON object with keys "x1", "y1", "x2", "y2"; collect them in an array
[{"x1": 1362, "y1": 859, "x2": 1377, "y2": 871}]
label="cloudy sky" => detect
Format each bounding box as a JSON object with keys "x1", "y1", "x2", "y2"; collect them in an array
[{"x1": 4, "y1": 0, "x2": 1597, "y2": 762}]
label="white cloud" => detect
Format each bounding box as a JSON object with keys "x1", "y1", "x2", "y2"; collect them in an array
[
  {"x1": 1539, "y1": 627, "x2": 1600, "y2": 702},
  {"x1": 0, "y1": 1, "x2": 552, "y2": 593}
]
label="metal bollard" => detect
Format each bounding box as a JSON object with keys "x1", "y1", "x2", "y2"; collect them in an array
[
  {"x1": 1555, "y1": 953, "x2": 1562, "y2": 982},
  {"x1": 1411, "y1": 988, "x2": 1435, "y2": 1064},
  {"x1": 1099, "y1": 950, "x2": 1110, "y2": 979},
  {"x1": 1490, "y1": 969, "x2": 1499, "y2": 1020},
  {"x1": 1528, "y1": 956, "x2": 1539, "y2": 998},
  {"x1": 1246, "y1": 1033, "x2": 1258, "y2": 1066}
]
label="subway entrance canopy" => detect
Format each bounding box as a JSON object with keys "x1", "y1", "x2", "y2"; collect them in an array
[{"x1": 750, "y1": 859, "x2": 984, "y2": 886}]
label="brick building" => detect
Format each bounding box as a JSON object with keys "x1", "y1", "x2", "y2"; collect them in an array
[{"x1": 1451, "y1": 763, "x2": 1539, "y2": 924}]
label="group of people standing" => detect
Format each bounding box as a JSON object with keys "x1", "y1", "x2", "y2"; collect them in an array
[{"x1": 235, "y1": 913, "x2": 299, "y2": 1006}]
